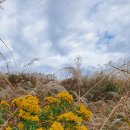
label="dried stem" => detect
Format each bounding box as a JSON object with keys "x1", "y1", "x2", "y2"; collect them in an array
[
  {"x1": 0, "y1": 38, "x2": 17, "y2": 67},
  {"x1": 99, "y1": 92, "x2": 129, "y2": 130}
]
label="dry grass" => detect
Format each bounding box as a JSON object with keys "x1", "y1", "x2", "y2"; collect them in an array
[{"x1": 0, "y1": 62, "x2": 130, "y2": 130}]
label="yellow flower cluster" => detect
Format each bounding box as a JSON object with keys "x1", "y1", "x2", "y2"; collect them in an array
[
  {"x1": 76, "y1": 125, "x2": 88, "y2": 130},
  {"x1": 77, "y1": 103, "x2": 92, "y2": 121},
  {"x1": 50, "y1": 121, "x2": 64, "y2": 130},
  {"x1": 44, "y1": 97, "x2": 60, "y2": 104},
  {"x1": 0, "y1": 100, "x2": 10, "y2": 108},
  {"x1": 36, "y1": 127, "x2": 44, "y2": 130},
  {"x1": 57, "y1": 92, "x2": 73, "y2": 104},
  {"x1": 17, "y1": 123, "x2": 23, "y2": 130},
  {"x1": 5, "y1": 127, "x2": 11, "y2": 130},
  {"x1": 58, "y1": 112, "x2": 82, "y2": 123},
  {"x1": 19, "y1": 109, "x2": 39, "y2": 122},
  {"x1": 12, "y1": 95, "x2": 41, "y2": 122},
  {"x1": 12, "y1": 95, "x2": 41, "y2": 114},
  {"x1": 3, "y1": 92, "x2": 92, "y2": 130}
]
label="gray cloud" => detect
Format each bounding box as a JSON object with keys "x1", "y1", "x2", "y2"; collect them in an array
[{"x1": 0, "y1": 0, "x2": 130, "y2": 72}]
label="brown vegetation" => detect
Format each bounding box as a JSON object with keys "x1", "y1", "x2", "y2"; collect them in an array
[{"x1": 0, "y1": 62, "x2": 130, "y2": 129}]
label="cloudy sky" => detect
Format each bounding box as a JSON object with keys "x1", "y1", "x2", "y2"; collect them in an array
[{"x1": 0, "y1": 0, "x2": 130, "y2": 73}]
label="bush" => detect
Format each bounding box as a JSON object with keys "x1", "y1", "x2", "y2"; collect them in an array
[{"x1": 104, "y1": 82, "x2": 118, "y2": 92}]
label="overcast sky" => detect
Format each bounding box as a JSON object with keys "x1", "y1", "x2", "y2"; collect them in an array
[{"x1": 0, "y1": 0, "x2": 130, "y2": 73}]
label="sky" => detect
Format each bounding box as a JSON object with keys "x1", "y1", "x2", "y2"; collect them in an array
[{"x1": 0, "y1": 0, "x2": 130, "y2": 73}]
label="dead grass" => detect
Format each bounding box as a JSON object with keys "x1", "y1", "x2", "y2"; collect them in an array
[{"x1": 0, "y1": 63, "x2": 130, "y2": 129}]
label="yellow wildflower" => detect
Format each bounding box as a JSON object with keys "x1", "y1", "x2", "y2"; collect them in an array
[
  {"x1": 36, "y1": 127, "x2": 43, "y2": 130},
  {"x1": 77, "y1": 103, "x2": 92, "y2": 121},
  {"x1": 17, "y1": 123, "x2": 23, "y2": 130},
  {"x1": 50, "y1": 121, "x2": 64, "y2": 130},
  {"x1": 19, "y1": 109, "x2": 39, "y2": 122},
  {"x1": 1, "y1": 100, "x2": 10, "y2": 108},
  {"x1": 76, "y1": 125, "x2": 88, "y2": 130},
  {"x1": 5, "y1": 127, "x2": 11, "y2": 130},
  {"x1": 58, "y1": 112, "x2": 82, "y2": 123},
  {"x1": 57, "y1": 92, "x2": 73, "y2": 104},
  {"x1": 12, "y1": 98, "x2": 20, "y2": 106},
  {"x1": 44, "y1": 97, "x2": 60, "y2": 104},
  {"x1": 31, "y1": 115, "x2": 40, "y2": 122},
  {"x1": 12, "y1": 95, "x2": 41, "y2": 114},
  {"x1": 12, "y1": 94, "x2": 41, "y2": 124}
]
